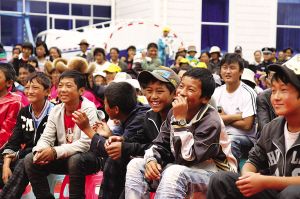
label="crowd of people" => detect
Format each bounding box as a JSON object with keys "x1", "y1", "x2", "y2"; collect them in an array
[{"x1": 0, "y1": 28, "x2": 299, "y2": 199}]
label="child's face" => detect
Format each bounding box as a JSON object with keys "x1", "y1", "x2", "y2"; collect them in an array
[
  {"x1": 58, "y1": 77, "x2": 82, "y2": 104},
  {"x1": 18, "y1": 67, "x2": 30, "y2": 86},
  {"x1": 105, "y1": 72, "x2": 117, "y2": 84},
  {"x1": 220, "y1": 62, "x2": 242, "y2": 85},
  {"x1": 0, "y1": 70, "x2": 8, "y2": 93},
  {"x1": 24, "y1": 79, "x2": 49, "y2": 104},
  {"x1": 104, "y1": 97, "x2": 118, "y2": 120},
  {"x1": 271, "y1": 79, "x2": 300, "y2": 117},
  {"x1": 188, "y1": 51, "x2": 196, "y2": 57},
  {"x1": 36, "y1": 45, "x2": 46, "y2": 58},
  {"x1": 143, "y1": 81, "x2": 174, "y2": 113},
  {"x1": 50, "y1": 48, "x2": 60, "y2": 60},
  {"x1": 148, "y1": 47, "x2": 158, "y2": 59},
  {"x1": 95, "y1": 53, "x2": 105, "y2": 64},
  {"x1": 94, "y1": 75, "x2": 106, "y2": 86},
  {"x1": 176, "y1": 76, "x2": 208, "y2": 112}
]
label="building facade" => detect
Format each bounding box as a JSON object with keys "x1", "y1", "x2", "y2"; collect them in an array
[{"x1": 0, "y1": 0, "x2": 299, "y2": 61}]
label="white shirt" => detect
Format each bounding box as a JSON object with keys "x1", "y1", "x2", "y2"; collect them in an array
[
  {"x1": 212, "y1": 82, "x2": 257, "y2": 138},
  {"x1": 94, "y1": 61, "x2": 110, "y2": 73},
  {"x1": 284, "y1": 122, "x2": 300, "y2": 152}
]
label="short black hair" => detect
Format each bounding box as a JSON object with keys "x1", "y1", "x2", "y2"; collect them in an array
[
  {"x1": 110, "y1": 47, "x2": 120, "y2": 54},
  {"x1": 27, "y1": 72, "x2": 51, "y2": 90},
  {"x1": 140, "y1": 78, "x2": 175, "y2": 94},
  {"x1": 59, "y1": 70, "x2": 86, "y2": 89},
  {"x1": 271, "y1": 71, "x2": 300, "y2": 96},
  {"x1": 220, "y1": 53, "x2": 244, "y2": 71},
  {"x1": 93, "y1": 47, "x2": 106, "y2": 58},
  {"x1": 19, "y1": 63, "x2": 36, "y2": 73},
  {"x1": 127, "y1": 45, "x2": 136, "y2": 52},
  {"x1": 0, "y1": 63, "x2": 16, "y2": 81},
  {"x1": 104, "y1": 82, "x2": 137, "y2": 114},
  {"x1": 183, "y1": 68, "x2": 216, "y2": 99},
  {"x1": 35, "y1": 40, "x2": 49, "y2": 56},
  {"x1": 147, "y1": 43, "x2": 158, "y2": 50},
  {"x1": 283, "y1": 47, "x2": 294, "y2": 54}
]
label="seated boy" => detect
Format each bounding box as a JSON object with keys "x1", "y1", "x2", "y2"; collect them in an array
[
  {"x1": 207, "y1": 55, "x2": 300, "y2": 199},
  {"x1": 0, "y1": 63, "x2": 22, "y2": 148},
  {"x1": 0, "y1": 72, "x2": 53, "y2": 199},
  {"x1": 73, "y1": 81, "x2": 149, "y2": 199},
  {"x1": 24, "y1": 70, "x2": 101, "y2": 199},
  {"x1": 125, "y1": 68, "x2": 237, "y2": 198}
]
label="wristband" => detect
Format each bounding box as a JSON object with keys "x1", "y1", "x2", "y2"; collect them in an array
[{"x1": 51, "y1": 147, "x2": 57, "y2": 160}]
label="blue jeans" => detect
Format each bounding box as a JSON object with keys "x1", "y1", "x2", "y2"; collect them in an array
[
  {"x1": 228, "y1": 134, "x2": 254, "y2": 163},
  {"x1": 24, "y1": 151, "x2": 102, "y2": 199},
  {"x1": 125, "y1": 158, "x2": 214, "y2": 199}
]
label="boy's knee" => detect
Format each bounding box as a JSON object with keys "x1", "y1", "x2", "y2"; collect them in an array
[
  {"x1": 67, "y1": 153, "x2": 82, "y2": 172},
  {"x1": 279, "y1": 185, "x2": 300, "y2": 199},
  {"x1": 127, "y1": 158, "x2": 145, "y2": 172},
  {"x1": 24, "y1": 152, "x2": 34, "y2": 169}
]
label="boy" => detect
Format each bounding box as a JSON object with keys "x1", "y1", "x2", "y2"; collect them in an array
[
  {"x1": 125, "y1": 68, "x2": 237, "y2": 198},
  {"x1": 0, "y1": 63, "x2": 22, "y2": 148},
  {"x1": 73, "y1": 81, "x2": 149, "y2": 199},
  {"x1": 24, "y1": 70, "x2": 101, "y2": 199},
  {"x1": 207, "y1": 55, "x2": 300, "y2": 199},
  {"x1": 212, "y1": 53, "x2": 257, "y2": 164},
  {"x1": 141, "y1": 43, "x2": 162, "y2": 71},
  {"x1": 0, "y1": 72, "x2": 53, "y2": 199}
]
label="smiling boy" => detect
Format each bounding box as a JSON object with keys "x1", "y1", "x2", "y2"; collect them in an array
[
  {"x1": 207, "y1": 54, "x2": 300, "y2": 199},
  {"x1": 125, "y1": 68, "x2": 236, "y2": 198}
]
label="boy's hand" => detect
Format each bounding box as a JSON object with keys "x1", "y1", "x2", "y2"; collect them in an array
[
  {"x1": 105, "y1": 141, "x2": 122, "y2": 160},
  {"x1": 93, "y1": 121, "x2": 112, "y2": 138},
  {"x1": 145, "y1": 161, "x2": 162, "y2": 181},
  {"x1": 172, "y1": 95, "x2": 188, "y2": 120},
  {"x1": 2, "y1": 166, "x2": 12, "y2": 184},
  {"x1": 236, "y1": 172, "x2": 265, "y2": 197},
  {"x1": 104, "y1": 136, "x2": 124, "y2": 148},
  {"x1": 72, "y1": 110, "x2": 91, "y2": 132},
  {"x1": 33, "y1": 147, "x2": 55, "y2": 165}
]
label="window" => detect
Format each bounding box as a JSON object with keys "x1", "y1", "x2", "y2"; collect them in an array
[
  {"x1": 201, "y1": 25, "x2": 228, "y2": 52},
  {"x1": 29, "y1": 16, "x2": 47, "y2": 39},
  {"x1": 0, "y1": 0, "x2": 22, "y2": 12},
  {"x1": 55, "y1": 19, "x2": 72, "y2": 30},
  {"x1": 93, "y1": 5, "x2": 111, "y2": 18},
  {"x1": 201, "y1": 0, "x2": 229, "y2": 52},
  {"x1": 29, "y1": 1, "x2": 46, "y2": 13},
  {"x1": 76, "y1": 20, "x2": 89, "y2": 28},
  {"x1": 72, "y1": 4, "x2": 91, "y2": 16},
  {"x1": 276, "y1": 0, "x2": 300, "y2": 53},
  {"x1": 0, "y1": 16, "x2": 24, "y2": 46},
  {"x1": 202, "y1": 0, "x2": 229, "y2": 23},
  {"x1": 49, "y1": 2, "x2": 69, "y2": 15}
]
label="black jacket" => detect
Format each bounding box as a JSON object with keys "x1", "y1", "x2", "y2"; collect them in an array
[
  {"x1": 248, "y1": 116, "x2": 300, "y2": 176},
  {"x1": 256, "y1": 89, "x2": 277, "y2": 133},
  {"x1": 90, "y1": 103, "x2": 150, "y2": 158},
  {"x1": 2, "y1": 102, "x2": 53, "y2": 159}
]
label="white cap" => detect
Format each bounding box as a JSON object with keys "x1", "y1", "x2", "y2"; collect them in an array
[
  {"x1": 241, "y1": 68, "x2": 256, "y2": 85},
  {"x1": 93, "y1": 71, "x2": 106, "y2": 78},
  {"x1": 209, "y1": 46, "x2": 221, "y2": 54}
]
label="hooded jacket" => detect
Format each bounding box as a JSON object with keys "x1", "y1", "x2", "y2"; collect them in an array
[
  {"x1": 248, "y1": 116, "x2": 300, "y2": 176},
  {"x1": 145, "y1": 104, "x2": 237, "y2": 172}
]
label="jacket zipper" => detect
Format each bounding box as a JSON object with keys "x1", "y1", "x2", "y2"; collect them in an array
[{"x1": 272, "y1": 141, "x2": 285, "y2": 176}]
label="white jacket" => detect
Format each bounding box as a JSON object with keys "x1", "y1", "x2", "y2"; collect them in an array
[{"x1": 33, "y1": 97, "x2": 98, "y2": 159}]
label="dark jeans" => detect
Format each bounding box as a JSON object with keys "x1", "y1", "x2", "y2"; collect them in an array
[
  {"x1": 0, "y1": 159, "x2": 29, "y2": 199},
  {"x1": 100, "y1": 157, "x2": 130, "y2": 199},
  {"x1": 206, "y1": 171, "x2": 300, "y2": 199},
  {"x1": 24, "y1": 151, "x2": 102, "y2": 199},
  {"x1": 229, "y1": 134, "x2": 254, "y2": 163}
]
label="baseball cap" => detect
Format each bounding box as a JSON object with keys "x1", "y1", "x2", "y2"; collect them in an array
[
  {"x1": 104, "y1": 64, "x2": 121, "y2": 73},
  {"x1": 234, "y1": 45, "x2": 242, "y2": 53},
  {"x1": 262, "y1": 47, "x2": 272, "y2": 54},
  {"x1": 241, "y1": 68, "x2": 256, "y2": 85},
  {"x1": 268, "y1": 54, "x2": 300, "y2": 90},
  {"x1": 138, "y1": 66, "x2": 180, "y2": 89}
]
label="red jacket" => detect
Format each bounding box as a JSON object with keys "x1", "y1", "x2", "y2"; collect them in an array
[{"x1": 0, "y1": 92, "x2": 22, "y2": 148}]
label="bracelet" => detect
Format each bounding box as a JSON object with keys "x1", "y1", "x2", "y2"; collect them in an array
[{"x1": 51, "y1": 147, "x2": 57, "y2": 160}]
